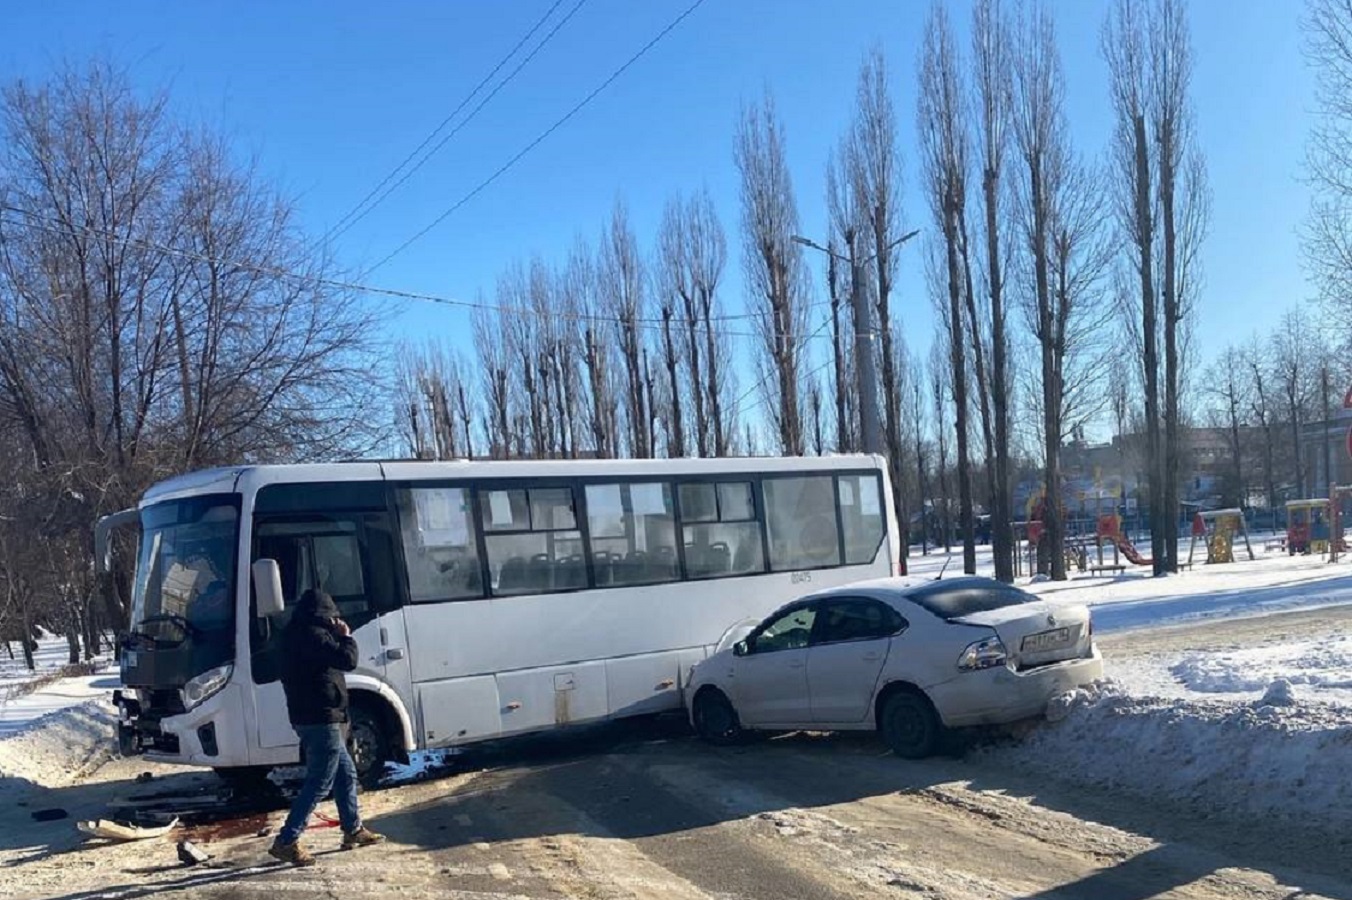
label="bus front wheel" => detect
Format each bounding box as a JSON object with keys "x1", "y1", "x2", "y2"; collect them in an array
[
  {"x1": 214, "y1": 765, "x2": 274, "y2": 794},
  {"x1": 347, "y1": 702, "x2": 392, "y2": 789}
]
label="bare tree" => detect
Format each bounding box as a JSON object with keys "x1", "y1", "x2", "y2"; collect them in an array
[
  {"x1": 473, "y1": 303, "x2": 511, "y2": 459},
  {"x1": 657, "y1": 189, "x2": 732, "y2": 458},
  {"x1": 919, "y1": 3, "x2": 977, "y2": 573},
  {"x1": 929, "y1": 337, "x2": 954, "y2": 551},
  {"x1": 1153, "y1": 0, "x2": 1207, "y2": 571},
  {"x1": 1304, "y1": 0, "x2": 1352, "y2": 352},
  {"x1": 565, "y1": 238, "x2": 619, "y2": 458},
  {"x1": 1203, "y1": 345, "x2": 1252, "y2": 508},
  {"x1": 735, "y1": 92, "x2": 810, "y2": 456},
  {"x1": 394, "y1": 340, "x2": 478, "y2": 460},
  {"x1": 848, "y1": 48, "x2": 911, "y2": 536},
  {"x1": 1104, "y1": 0, "x2": 1165, "y2": 574},
  {"x1": 598, "y1": 200, "x2": 650, "y2": 458},
  {"x1": 973, "y1": 0, "x2": 1017, "y2": 582},
  {"x1": 0, "y1": 62, "x2": 382, "y2": 634},
  {"x1": 1246, "y1": 336, "x2": 1281, "y2": 522},
  {"x1": 907, "y1": 349, "x2": 931, "y2": 555},
  {"x1": 1012, "y1": 3, "x2": 1113, "y2": 579},
  {"x1": 826, "y1": 155, "x2": 861, "y2": 453},
  {"x1": 1272, "y1": 309, "x2": 1322, "y2": 497}
]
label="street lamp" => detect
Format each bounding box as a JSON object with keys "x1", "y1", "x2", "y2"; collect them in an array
[{"x1": 792, "y1": 229, "x2": 920, "y2": 456}]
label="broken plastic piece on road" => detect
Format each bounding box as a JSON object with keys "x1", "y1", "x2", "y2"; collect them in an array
[
  {"x1": 77, "y1": 817, "x2": 181, "y2": 841},
  {"x1": 177, "y1": 840, "x2": 211, "y2": 866}
]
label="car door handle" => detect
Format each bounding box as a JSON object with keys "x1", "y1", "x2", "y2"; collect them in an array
[
  {"x1": 789, "y1": 660, "x2": 805, "y2": 669},
  {"x1": 862, "y1": 652, "x2": 881, "y2": 662},
  {"x1": 385, "y1": 648, "x2": 406, "y2": 661}
]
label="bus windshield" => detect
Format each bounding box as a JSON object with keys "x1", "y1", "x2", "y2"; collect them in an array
[{"x1": 131, "y1": 495, "x2": 240, "y2": 641}]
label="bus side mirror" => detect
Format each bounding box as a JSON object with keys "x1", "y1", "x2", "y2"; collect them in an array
[{"x1": 252, "y1": 559, "x2": 285, "y2": 618}]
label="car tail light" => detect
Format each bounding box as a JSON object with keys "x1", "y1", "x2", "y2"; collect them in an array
[{"x1": 957, "y1": 636, "x2": 1008, "y2": 672}]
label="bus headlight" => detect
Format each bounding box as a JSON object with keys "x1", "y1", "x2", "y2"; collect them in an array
[{"x1": 182, "y1": 664, "x2": 233, "y2": 710}]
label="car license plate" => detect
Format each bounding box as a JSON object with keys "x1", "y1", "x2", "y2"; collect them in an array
[{"x1": 1021, "y1": 628, "x2": 1071, "y2": 653}]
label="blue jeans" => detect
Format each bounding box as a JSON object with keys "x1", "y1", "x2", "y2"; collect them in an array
[{"x1": 278, "y1": 724, "x2": 361, "y2": 844}]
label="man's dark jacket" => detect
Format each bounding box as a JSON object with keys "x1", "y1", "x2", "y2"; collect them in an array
[{"x1": 280, "y1": 589, "x2": 359, "y2": 727}]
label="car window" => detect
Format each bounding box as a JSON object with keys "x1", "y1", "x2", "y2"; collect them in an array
[
  {"x1": 751, "y1": 605, "x2": 817, "y2": 653},
  {"x1": 813, "y1": 599, "x2": 904, "y2": 645},
  {"x1": 907, "y1": 579, "x2": 1035, "y2": 620}
]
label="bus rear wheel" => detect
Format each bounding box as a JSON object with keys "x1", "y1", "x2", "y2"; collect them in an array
[{"x1": 347, "y1": 702, "x2": 392, "y2": 789}]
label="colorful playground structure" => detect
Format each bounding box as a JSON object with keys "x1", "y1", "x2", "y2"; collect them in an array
[
  {"x1": 1287, "y1": 485, "x2": 1352, "y2": 559},
  {"x1": 1186, "y1": 508, "x2": 1255, "y2": 565}
]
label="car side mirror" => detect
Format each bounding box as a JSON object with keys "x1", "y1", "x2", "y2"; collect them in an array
[
  {"x1": 252, "y1": 559, "x2": 285, "y2": 618},
  {"x1": 733, "y1": 640, "x2": 750, "y2": 657}
]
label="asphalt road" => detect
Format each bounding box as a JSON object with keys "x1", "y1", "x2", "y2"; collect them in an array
[{"x1": 6, "y1": 606, "x2": 1352, "y2": 900}]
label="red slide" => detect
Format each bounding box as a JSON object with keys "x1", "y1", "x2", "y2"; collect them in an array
[{"x1": 1109, "y1": 533, "x2": 1152, "y2": 566}]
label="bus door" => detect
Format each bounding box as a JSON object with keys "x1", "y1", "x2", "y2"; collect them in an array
[{"x1": 250, "y1": 510, "x2": 410, "y2": 750}]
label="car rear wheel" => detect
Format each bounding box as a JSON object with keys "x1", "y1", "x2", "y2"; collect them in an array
[
  {"x1": 692, "y1": 688, "x2": 743, "y2": 746},
  {"x1": 880, "y1": 691, "x2": 940, "y2": 759}
]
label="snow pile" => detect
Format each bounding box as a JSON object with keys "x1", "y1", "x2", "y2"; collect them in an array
[
  {"x1": 0, "y1": 673, "x2": 119, "y2": 737},
  {"x1": 0, "y1": 700, "x2": 116, "y2": 787},
  {"x1": 1169, "y1": 635, "x2": 1352, "y2": 695},
  {"x1": 987, "y1": 681, "x2": 1352, "y2": 827}
]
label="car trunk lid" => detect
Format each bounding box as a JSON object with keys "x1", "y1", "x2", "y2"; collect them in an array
[{"x1": 953, "y1": 602, "x2": 1091, "y2": 669}]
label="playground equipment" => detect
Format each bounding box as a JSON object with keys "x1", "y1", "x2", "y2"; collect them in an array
[
  {"x1": 1327, "y1": 485, "x2": 1351, "y2": 563},
  {"x1": 1091, "y1": 514, "x2": 1151, "y2": 571},
  {"x1": 1286, "y1": 499, "x2": 1331, "y2": 556},
  {"x1": 1186, "y1": 508, "x2": 1255, "y2": 565}
]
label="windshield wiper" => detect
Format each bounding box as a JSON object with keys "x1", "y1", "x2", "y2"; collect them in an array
[{"x1": 129, "y1": 614, "x2": 199, "y2": 648}]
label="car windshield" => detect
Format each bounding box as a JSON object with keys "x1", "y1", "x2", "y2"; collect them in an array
[
  {"x1": 907, "y1": 580, "x2": 1036, "y2": 620},
  {"x1": 131, "y1": 495, "x2": 240, "y2": 640}
]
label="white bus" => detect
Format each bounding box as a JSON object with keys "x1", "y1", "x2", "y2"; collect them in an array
[{"x1": 97, "y1": 455, "x2": 900, "y2": 784}]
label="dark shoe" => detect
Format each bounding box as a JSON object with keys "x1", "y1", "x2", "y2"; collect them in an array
[
  {"x1": 341, "y1": 826, "x2": 386, "y2": 850},
  {"x1": 268, "y1": 840, "x2": 316, "y2": 867}
]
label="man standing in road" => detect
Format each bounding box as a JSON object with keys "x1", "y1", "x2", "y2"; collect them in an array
[{"x1": 269, "y1": 588, "x2": 385, "y2": 866}]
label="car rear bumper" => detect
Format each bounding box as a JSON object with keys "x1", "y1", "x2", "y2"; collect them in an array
[{"x1": 927, "y1": 648, "x2": 1103, "y2": 728}]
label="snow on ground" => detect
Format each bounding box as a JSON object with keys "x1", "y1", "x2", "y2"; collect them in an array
[
  {"x1": 907, "y1": 540, "x2": 1352, "y2": 633},
  {"x1": 0, "y1": 698, "x2": 116, "y2": 786},
  {"x1": 0, "y1": 635, "x2": 80, "y2": 692},
  {"x1": 0, "y1": 673, "x2": 119, "y2": 737},
  {"x1": 0, "y1": 636, "x2": 119, "y2": 786},
  {"x1": 989, "y1": 681, "x2": 1352, "y2": 831}
]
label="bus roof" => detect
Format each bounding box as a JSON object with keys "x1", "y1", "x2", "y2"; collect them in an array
[{"x1": 140, "y1": 455, "x2": 888, "y2": 506}]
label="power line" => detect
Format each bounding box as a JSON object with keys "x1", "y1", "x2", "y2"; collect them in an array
[
  {"x1": 324, "y1": 0, "x2": 587, "y2": 244},
  {"x1": 0, "y1": 202, "x2": 818, "y2": 341},
  {"x1": 366, "y1": 0, "x2": 708, "y2": 276},
  {"x1": 730, "y1": 314, "x2": 836, "y2": 420}
]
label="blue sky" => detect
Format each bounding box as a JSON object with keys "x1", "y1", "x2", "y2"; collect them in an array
[{"x1": 2, "y1": 0, "x2": 1316, "y2": 434}]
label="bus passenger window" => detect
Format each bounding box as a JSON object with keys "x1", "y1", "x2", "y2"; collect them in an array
[
  {"x1": 586, "y1": 483, "x2": 678, "y2": 586},
  {"x1": 480, "y1": 488, "x2": 584, "y2": 596},
  {"x1": 681, "y1": 481, "x2": 765, "y2": 580},
  {"x1": 397, "y1": 487, "x2": 484, "y2": 602},
  {"x1": 764, "y1": 476, "x2": 843, "y2": 571},
  {"x1": 838, "y1": 474, "x2": 885, "y2": 564}
]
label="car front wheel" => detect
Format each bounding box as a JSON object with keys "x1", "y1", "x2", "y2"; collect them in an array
[
  {"x1": 880, "y1": 690, "x2": 941, "y2": 759},
  {"x1": 692, "y1": 688, "x2": 743, "y2": 746}
]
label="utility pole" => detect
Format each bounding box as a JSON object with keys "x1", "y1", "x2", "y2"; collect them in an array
[
  {"x1": 793, "y1": 229, "x2": 919, "y2": 459},
  {"x1": 1324, "y1": 364, "x2": 1333, "y2": 499},
  {"x1": 851, "y1": 252, "x2": 883, "y2": 455}
]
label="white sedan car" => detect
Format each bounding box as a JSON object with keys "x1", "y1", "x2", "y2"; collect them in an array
[{"x1": 687, "y1": 576, "x2": 1102, "y2": 758}]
